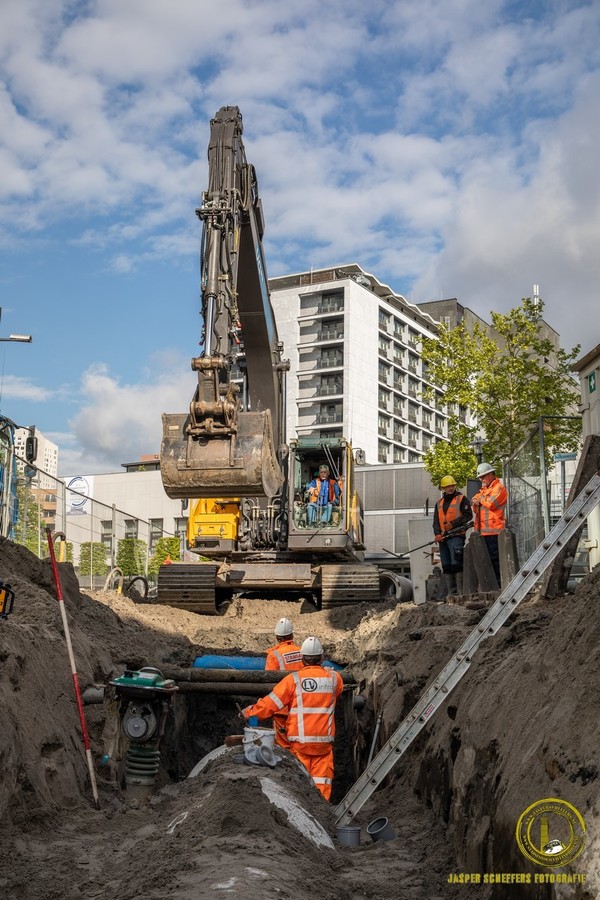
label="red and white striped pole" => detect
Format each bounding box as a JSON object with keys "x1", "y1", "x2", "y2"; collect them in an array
[{"x1": 45, "y1": 528, "x2": 100, "y2": 810}]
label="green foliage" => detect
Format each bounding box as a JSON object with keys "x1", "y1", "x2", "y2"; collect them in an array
[
  {"x1": 421, "y1": 298, "x2": 581, "y2": 478},
  {"x1": 423, "y1": 424, "x2": 479, "y2": 489},
  {"x1": 78, "y1": 542, "x2": 109, "y2": 576},
  {"x1": 116, "y1": 538, "x2": 147, "y2": 576},
  {"x1": 148, "y1": 536, "x2": 181, "y2": 577},
  {"x1": 15, "y1": 479, "x2": 44, "y2": 557}
]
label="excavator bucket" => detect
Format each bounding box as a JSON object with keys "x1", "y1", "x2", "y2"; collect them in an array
[{"x1": 160, "y1": 409, "x2": 283, "y2": 500}]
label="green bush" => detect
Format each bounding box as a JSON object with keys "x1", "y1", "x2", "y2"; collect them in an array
[
  {"x1": 79, "y1": 542, "x2": 109, "y2": 576},
  {"x1": 116, "y1": 538, "x2": 147, "y2": 576},
  {"x1": 148, "y1": 536, "x2": 181, "y2": 577}
]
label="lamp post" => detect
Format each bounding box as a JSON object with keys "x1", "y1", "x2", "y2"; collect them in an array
[
  {"x1": 471, "y1": 436, "x2": 485, "y2": 464},
  {"x1": 0, "y1": 307, "x2": 33, "y2": 343}
]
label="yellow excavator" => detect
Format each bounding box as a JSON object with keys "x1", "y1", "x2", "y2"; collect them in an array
[{"x1": 158, "y1": 106, "x2": 402, "y2": 614}]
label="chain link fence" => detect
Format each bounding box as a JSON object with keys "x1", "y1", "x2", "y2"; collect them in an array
[{"x1": 13, "y1": 458, "x2": 184, "y2": 591}]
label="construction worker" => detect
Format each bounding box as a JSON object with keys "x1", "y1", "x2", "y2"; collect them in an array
[
  {"x1": 471, "y1": 462, "x2": 508, "y2": 586},
  {"x1": 242, "y1": 636, "x2": 344, "y2": 801},
  {"x1": 305, "y1": 464, "x2": 340, "y2": 526},
  {"x1": 265, "y1": 618, "x2": 304, "y2": 749},
  {"x1": 433, "y1": 475, "x2": 472, "y2": 596}
]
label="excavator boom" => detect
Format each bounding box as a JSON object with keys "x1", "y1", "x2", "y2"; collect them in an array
[{"x1": 161, "y1": 106, "x2": 285, "y2": 500}]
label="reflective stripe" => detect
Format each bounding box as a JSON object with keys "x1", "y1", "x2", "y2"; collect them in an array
[
  {"x1": 312, "y1": 776, "x2": 332, "y2": 785},
  {"x1": 289, "y1": 706, "x2": 334, "y2": 715},
  {"x1": 268, "y1": 691, "x2": 285, "y2": 710},
  {"x1": 273, "y1": 650, "x2": 285, "y2": 670},
  {"x1": 288, "y1": 734, "x2": 333, "y2": 743}
]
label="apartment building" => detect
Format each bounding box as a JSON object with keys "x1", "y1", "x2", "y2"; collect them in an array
[{"x1": 269, "y1": 263, "x2": 457, "y2": 466}]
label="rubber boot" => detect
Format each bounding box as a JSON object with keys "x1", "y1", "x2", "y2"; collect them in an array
[
  {"x1": 455, "y1": 572, "x2": 464, "y2": 596},
  {"x1": 444, "y1": 573, "x2": 457, "y2": 596}
]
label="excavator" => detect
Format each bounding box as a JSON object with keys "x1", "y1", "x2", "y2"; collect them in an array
[{"x1": 158, "y1": 106, "x2": 404, "y2": 614}]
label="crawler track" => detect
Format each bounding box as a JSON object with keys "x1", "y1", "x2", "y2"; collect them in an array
[{"x1": 157, "y1": 563, "x2": 221, "y2": 615}]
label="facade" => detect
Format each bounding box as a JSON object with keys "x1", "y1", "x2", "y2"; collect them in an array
[
  {"x1": 572, "y1": 343, "x2": 600, "y2": 570},
  {"x1": 270, "y1": 264, "x2": 455, "y2": 466}
]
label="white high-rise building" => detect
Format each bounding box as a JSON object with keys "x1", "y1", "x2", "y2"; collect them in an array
[
  {"x1": 15, "y1": 427, "x2": 58, "y2": 490},
  {"x1": 270, "y1": 264, "x2": 453, "y2": 465}
]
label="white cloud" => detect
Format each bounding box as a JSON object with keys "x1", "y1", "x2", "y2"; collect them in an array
[
  {"x1": 63, "y1": 358, "x2": 194, "y2": 473},
  {"x1": 0, "y1": 375, "x2": 53, "y2": 403}
]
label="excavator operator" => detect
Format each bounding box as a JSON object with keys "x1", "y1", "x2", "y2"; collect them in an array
[{"x1": 305, "y1": 464, "x2": 340, "y2": 526}]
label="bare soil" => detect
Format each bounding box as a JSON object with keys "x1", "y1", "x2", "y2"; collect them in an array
[{"x1": 1, "y1": 535, "x2": 599, "y2": 899}]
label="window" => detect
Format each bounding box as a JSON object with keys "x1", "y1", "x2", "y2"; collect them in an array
[
  {"x1": 318, "y1": 290, "x2": 344, "y2": 314},
  {"x1": 393, "y1": 447, "x2": 404, "y2": 464},
  {"x1": 174, "y1": 517, "x2": 187, "y2": 539},
  {"x1": 422, "y1": 411, "x2": 432, "y2": 430},
  {"x1": 378, "y1": 309, "x2": 391, "y2": 331},
  {"x1": 435, "y1": 416, "x2": 445, "y2": 434},
  {"x1": 319, "y1": 375, "x2": 342, "y2": 396},
  {"x1": 318, "y1": 403, "x2": 342, "y2": 424},
  {"x1": 393, "y1": 423, "x2": 404, "y2": 441},
  {"x1": 407, "y1": 328, "x2": 419, "y2": 348},
  {"x1": 378, "y1": 389, "x2": 390, "y2": 409},
  {"x1": 378, "y1": 362, "x2": 390, "y2": 384},
  {"x1": 125, "y1": 519, "x2": 138, "y2": 540},
  {"x1": 378, "y1": 336, "x2": 391, "y2": 357},
  {"x1": 408, "y1": 451, "x2": 421, "y2": 463},
  {"x1": 408, "y1": 403, "x2": 419, "y2": 423},
  {"x1": 408, "y1": 354, "x2": 419, "y2": 374},
  {"x1": 378, "y1": 441, "x2": 390, "y2": 463},
  {"x1": 100, "y1": 520, "x2": 112, "y2": 549},
  {"x1": 408, "y1": 427, "x2": 419, "y2": 448},
  {"x1": 393, "y1": 398, "x2": 404, "y2": 416},
  {"x1": 150, "y1": 518, "x2": 163, "y2": 552},
  {"x1": 378, "y1": 414, "x2": 390, "y2": 436},
  {"x1": 393, "y1": 318, "x2": 404, "y2": 339},
  {"x1": 408, "y1": 378, "x2": 419, "y2": 398},
  {"x1": 319, "y1": 319, "x2": 344, "y2": 341},
  {"x1": 319, "y1": 349, "x2": 343, "y2": 368},
  {"x1": 393, "y1": 344, "x2": 404, "y2": 365}
]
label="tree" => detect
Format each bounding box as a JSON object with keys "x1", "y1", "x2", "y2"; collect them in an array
[
  {"x1": 148, "y1": 536, "x2": 181, "y2": 578},
  {"x1": 116, "y1": 537, "x2": 147, "y2": 576},
  {"x1": 15, "y1": 478, "x2": 44, "y2": 557},
  {"x1": 421, "y1": 298, "x2": 581, "y2": 482},
  {"x1": 79, "y1": 542, "x2": 109, "y2": 576}
]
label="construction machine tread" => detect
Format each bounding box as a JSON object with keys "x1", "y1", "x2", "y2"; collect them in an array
[
  {"x1": 157, "y1": 563, "x2": 221, "y2": 615},
  {"x1": 320, "y1": 564, "x2": 380, "y2": 609}
]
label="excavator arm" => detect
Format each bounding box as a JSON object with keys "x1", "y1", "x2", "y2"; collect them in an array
[{"x1": 161, "y1": 106, "x2": 286, "y2": 500}]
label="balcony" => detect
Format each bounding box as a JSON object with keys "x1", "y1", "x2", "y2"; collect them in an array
[
  {"x1": 317, "y1": 413, "x2": 343, "y2": 424},
  {"x1": 318, "y1": 355, "x2": 343, "y2": 369},
  {"x1": 317, "y1": 299, "x2": 344, "y2": 314},
  {"x1": 318, "y1": 383, "x2": 342, "y2": 396},
  {"x1": 318, "y1": 327, "x2": 344, "y2": 342}
]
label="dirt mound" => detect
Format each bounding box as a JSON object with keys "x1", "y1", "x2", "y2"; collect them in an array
[{"x1": 2, "y1": 535, "x2": 600, "y2": 898}]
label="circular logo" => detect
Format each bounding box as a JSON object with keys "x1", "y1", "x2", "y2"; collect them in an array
[
  {"x1": 516, "y1": 798, "x2": 586, "y2": 868},
  {"x1": 302, "y1": 678, "x2": 318, "y2": 692},
  {"x1": 67, "y1": 476, "x2": 90, "y2": 509}
]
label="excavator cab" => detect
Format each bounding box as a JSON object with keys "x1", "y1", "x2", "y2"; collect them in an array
[{"x1": 286, "y1": 437, "x2": 365, "y2": 557}]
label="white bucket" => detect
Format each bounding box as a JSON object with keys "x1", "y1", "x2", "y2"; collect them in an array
[{"x1": 242, "y1": 726, "x2": 276, "y2": 764}]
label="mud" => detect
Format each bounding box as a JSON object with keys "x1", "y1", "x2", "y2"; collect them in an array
[{"x1": 1, "y1": 535, "x2": 599, "y2": 898}]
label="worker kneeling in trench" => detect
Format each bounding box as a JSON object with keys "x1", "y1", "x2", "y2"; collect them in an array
[{"x1": 242, "y1": 636, "x2": 344, "y2": 801}]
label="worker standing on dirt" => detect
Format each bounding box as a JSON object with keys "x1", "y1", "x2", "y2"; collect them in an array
[
  {"x1": 472, "y1": 462, "x2": 507, "y2": 586},
  {"x1": 305, "y1": 464, "x2": 340, "y2": 526},
  {"x1": 265, "y1": 617, "x2": 304, "y2": 749},
  {"x1": 242, "y1": 636, "x2": 343, "y2": 801},
  {"x1": 433, "y1": 475, "x2": 472, "y2": 597}
]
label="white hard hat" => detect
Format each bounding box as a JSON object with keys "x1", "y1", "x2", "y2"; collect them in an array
[
  {"x1": 274, "y1": 617, "x2": 293, "y2": 638},
  {"x1": 301, "y1": 636, "x2": 323, "y2": 658},
  {"x1": 476, "y1": 462, "x2": 495, "y2": 477}
]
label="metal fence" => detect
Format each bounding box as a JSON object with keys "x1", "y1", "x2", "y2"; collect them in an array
[{"x1": 13, "y1": 458, "x2": 183, "y2": 589}]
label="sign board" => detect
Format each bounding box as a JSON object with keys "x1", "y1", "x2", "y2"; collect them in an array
[
  {"x1": 589, "y1": 370, "x2": 597, "y2": 394},
  {"x1": 554, "y1": 453, "x2": 577, "y2": 462}
]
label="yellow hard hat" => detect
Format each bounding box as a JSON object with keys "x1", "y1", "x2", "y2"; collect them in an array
[{"x1": 440, "y1": 475, "x2": 457, "y2": 488}]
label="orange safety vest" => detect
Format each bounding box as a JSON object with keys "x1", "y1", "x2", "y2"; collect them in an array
[
  {"x1": 265, "y1": 640, "x2": 303, "y2": 672},
  {"x1": 473, "y1": 477, "x2": 507, "y2": 535},
  {"x1": 243, "y1": 665, "x2": 344, "y2": 753},
  {"x1": 436, "y1": 493, "x2": 466, "y2": 534},
  {"x1": 307, "y1": 478, "x2": 338, "y2": 504}
]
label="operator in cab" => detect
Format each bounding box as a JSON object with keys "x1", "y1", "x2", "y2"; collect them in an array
[{"x1": 305, "y1": 464, "x2": 341, "y2": 526}]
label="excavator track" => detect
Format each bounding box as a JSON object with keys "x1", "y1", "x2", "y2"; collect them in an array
[
  {"x1": 157, "y1": 563, "x2": 221, "y2": 615},
  {"x1": 319, "y1": 564, "x2": 381, "y2": 609}
]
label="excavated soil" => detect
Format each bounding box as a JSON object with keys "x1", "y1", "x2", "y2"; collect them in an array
[{"x1": 1, "y1": 534, "x2": 599, "y2": 899}]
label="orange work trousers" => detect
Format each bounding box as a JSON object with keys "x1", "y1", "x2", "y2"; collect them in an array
[{"x1": 292, "y1": 746, "x2": 334, "y2": 801}]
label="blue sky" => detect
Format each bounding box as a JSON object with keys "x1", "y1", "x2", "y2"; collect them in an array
[{"x1": 1, "y1": 0, "x2": 599, "y2": 474}]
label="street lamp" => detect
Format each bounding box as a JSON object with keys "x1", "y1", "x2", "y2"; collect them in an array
[
  {"x1": 0, "y1": 307, "x2": 32, "y2": 343},
  {"x1": 471, "y1": 436, "x2": 485, "y2": 463}
]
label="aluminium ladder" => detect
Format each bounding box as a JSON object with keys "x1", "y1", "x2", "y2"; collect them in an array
[{"x1": 335, "y1": 471, "x2": 600, "y2": 826}]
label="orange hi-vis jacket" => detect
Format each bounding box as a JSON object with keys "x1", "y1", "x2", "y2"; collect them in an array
[
  {"x1": 306, "y1": 478, "x2": 339, "y2": 504},
  {"x1": 435, "y1": 493, "x2": 467, "y2": 535},
  {"x1": 472, "y1": 477, "x2": 507, "y2": 535},
  {"x1": 265, "y1": 640, "x2": 303, "y2": 672},
  {"x1": 243, "y1": 664, "x2": 344, "y2": 754}
]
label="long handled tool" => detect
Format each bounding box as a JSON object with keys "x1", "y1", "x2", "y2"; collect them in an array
[
  {"x1": 384, "y1": 521, "x2": 474, "y2": 559},
  {"x1": 46, "y1": 527, "x2": 100, "y2": 810}
]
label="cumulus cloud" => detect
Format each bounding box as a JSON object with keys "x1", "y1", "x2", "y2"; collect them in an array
[
  {"x1": 63, "y1": 358, "x2": 195, "y2": 473},
  {"x1": 1, "y1": 0, "x2": 600, "y2": 467}
]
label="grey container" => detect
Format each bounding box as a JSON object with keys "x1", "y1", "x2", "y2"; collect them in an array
[
  {"x1": 366, "y1": 816, "x2": 396, "y2": 842},
  {"x1": 336, "y1": 825, "x2": 361, "y2": 847}
]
